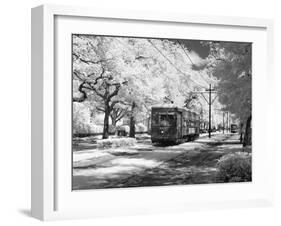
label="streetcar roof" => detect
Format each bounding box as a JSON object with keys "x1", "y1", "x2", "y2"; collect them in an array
[{"x1": 151, "y1": 106, "x2": 199, "y2": 115}]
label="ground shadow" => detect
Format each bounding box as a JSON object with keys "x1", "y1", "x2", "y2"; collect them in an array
[{"x1": 18, "y1": 209, "x2": 31, "y2": 217}]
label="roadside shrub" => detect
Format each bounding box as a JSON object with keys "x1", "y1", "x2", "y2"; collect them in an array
[
  {"x1": 96, "y1": 137, "x2": 136, "y2": 149},
  {"x1": 216, "y1": 152, "x2": 252, "y2": 182},
  {"x1": 136, "y1": 123, "x2": 147, "y2": 132},
  {"x1": 89, "y1": 125, "x2": 103, "y2": 134},
  {"x1": 73, "y1": 103, "x2": 92, "y2": 134}
]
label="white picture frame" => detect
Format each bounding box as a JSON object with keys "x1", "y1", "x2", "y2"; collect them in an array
[{"x1": 31, "y1": 4, "x2": 274, "y2": 221}]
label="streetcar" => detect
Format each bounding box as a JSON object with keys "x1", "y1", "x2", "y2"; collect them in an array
[
  {"x1": 151, "y1": 107, "x2": 200, "y2": 144},
  {"x1": 230, "y1": 124, "x2": 238, "y2": 133}
]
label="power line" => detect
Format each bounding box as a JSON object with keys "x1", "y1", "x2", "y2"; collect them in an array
[
  {"x1": 177, "y1": 41, "x2": 210, "y2": 86},
  {"x1": 116, "y1": 37, "x2": 207, "y2": 90},
  {"x1": 147, "y1": 39, "x2": 208, "y2": 90},
  {"x1": 178, "y1": 42, "x2": 195, "y2": 65}
]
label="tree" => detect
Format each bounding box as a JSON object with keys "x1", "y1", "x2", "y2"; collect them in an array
[
  {"x1": 73, "y1": 35, "x2": 129, "y2": 139},
  {"x1": 120, "y1": 38, "x2": 213, "y2": 137},
  {"x1": 73, "y1": 102, "x2": 92, "y2": 134},
  {"x1": 108, "y1": 38, "x2": 168, "y2": 137},
  {"x1": 184, "y1": 93, "x2": 198, "y2": 109},
  {"x1": 110, "y1": 107, "x2": 129, "y2": 133},
  {"x1": 72, "y1": 35, "x2": 214, "y2": 139},
  {"x1": 208, "y1": 42, "x2": 252, "y2": 145},
  {"x1": 95, "y1": 103, "x2": 129, "y2": 134}
]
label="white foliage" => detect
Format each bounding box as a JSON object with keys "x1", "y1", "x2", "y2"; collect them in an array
[
  {"x1": 72, "y1": 35, "x2": 225, "y2": 129},
  {"x1": 96, "y1": 137, "x2": 137, "y2": 149},
  {"x1": 73, "y1": 102, "x2": 103, "y2": 134}
]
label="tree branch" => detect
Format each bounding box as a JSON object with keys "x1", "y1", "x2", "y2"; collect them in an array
[
  {"x1": 108, "y1": 84, "x2": 121, "y2": 100},
  {"x1": 73, "y1": 52, "x2": 112, "y2": 65},
  {"x1": 96, "y1": 106, "x2": 105, "y2": 112},
  {"x1": 109, "y1": 100, "x2": 131, "y2": 111},
  {"x1": 107, "y1": 81, "x2": 128, "y2": 100},
  {"x1": 73, "y1": 81, "x2": 87, "y2": 102},
  {"x1": 74, "y1": 68, "x2": 107, "y2": 99},
  {"x1": 116, "y1": 108, "x2": 128, "y2": 122}
]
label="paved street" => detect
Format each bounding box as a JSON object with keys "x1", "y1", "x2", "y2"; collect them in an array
[{"x1": 72, "y1": 133, "x2": 244, "y2": 190}]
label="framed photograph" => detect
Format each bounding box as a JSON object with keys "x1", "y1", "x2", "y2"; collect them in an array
[{"x1": 31, "y1": 4, "x2": 274, "y2": 221}]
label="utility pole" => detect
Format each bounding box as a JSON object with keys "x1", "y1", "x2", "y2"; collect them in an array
[
  {"x1": 186, "y1": 85, "x2": 218, "y2": 138},
  {"x1": 222, "y1": 111, "x2": 225, "y2": 134},
  {"x1": 205, "y1": 84, "x2": 216, "y2": 138}
]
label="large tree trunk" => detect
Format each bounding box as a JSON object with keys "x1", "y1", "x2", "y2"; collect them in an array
[
  {"x1": 243, "y1": 115, "x2": 252, "y2": 147},
  {"x1": 102, "y1": 102, "x2": 110, "y2": 139},
  {"x1": 129, "y1": 102, "x2": 136, "y2": 138},
  {"x1": 110, "y1": 114, "x2": 117, "y2": 135}
]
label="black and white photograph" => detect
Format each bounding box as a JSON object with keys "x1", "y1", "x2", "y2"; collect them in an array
[{"x1": 72, "y1": 34, "x2": 252, "y2": 190}]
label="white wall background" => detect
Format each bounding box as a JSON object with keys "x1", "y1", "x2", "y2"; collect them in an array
[{"x1": 0, "y1": 0, "x2": 280, "y2": 225}]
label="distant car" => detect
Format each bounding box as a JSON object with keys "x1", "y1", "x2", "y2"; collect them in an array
[
  {"x1": 230, "y1": 124, "x2": 238, "y2": 133},
  {"x1": 116, "y1": 125, "x2": 129, "y2": 136}
]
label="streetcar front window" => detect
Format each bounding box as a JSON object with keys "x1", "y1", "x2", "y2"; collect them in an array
[{"x1": 159, "y1": 114, "x2": 175, "y2": 127}]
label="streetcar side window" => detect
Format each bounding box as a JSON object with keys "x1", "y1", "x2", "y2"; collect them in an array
[{"x1": 152, "y1": 113, "x2": 159, "y2": 125}]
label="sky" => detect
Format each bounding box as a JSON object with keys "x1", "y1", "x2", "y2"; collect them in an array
[
  {"x1": 173, "y1": 39, "x2": 211, "y2": 71},
  {"x1": 179, "y1": 39, "x2": 210, "y2": 59}
]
